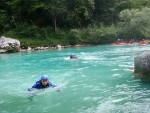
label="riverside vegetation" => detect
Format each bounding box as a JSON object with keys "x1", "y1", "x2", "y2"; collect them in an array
[{"x1": 1, "y1": 0, "x2": 150, "y2": 48}]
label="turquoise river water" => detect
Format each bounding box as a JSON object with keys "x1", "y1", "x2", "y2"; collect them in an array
[{"x1": 0, "y1": 45, "x2": 150, "y2": 113}]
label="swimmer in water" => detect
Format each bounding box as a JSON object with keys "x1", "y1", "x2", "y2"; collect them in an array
[
  {"x1": 28, "y1": 75, "x2": 57, "y2": 91},
  {"x1": 70, "y1": 54, "x2": 78, "y2": 59}
]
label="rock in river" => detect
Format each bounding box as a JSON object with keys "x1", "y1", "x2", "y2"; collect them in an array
[
  {"x1": 0, "y1": 36, "x2": 20, "y2": 53},
  {"x1": 134, "y1": 51, "x2": 150, "y2": 81}
]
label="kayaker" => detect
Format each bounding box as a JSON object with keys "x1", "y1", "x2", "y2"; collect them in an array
[{"x1": 28, "y1": 75, "x2": 57, "y2": 91}]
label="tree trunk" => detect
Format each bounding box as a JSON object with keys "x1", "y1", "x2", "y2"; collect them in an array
[
  {"x1": 53, "y1": 18, "x2": 57, "y2": 32},
  {"x1": 11, "y1": 16, "x2": 17, "y2": 28}
]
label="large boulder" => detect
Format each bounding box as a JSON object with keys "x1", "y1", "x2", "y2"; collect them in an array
[
  {"x1": 134, "y1": 51, "x2": 150, "y2": 81},
  {"x1": 0, "y1": 36, "x2": 20, "y2": 53}
]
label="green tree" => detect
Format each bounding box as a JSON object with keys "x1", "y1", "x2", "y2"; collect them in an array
[
  {"x1": 42, "y1": 0, "x2": 67, "y2": 31},
  {"x1": 0, "y1": 10, "x2": 8, "y2": 31},
  {"x1": 94, "y1": 0, "x2": 116, "y2": 25},
  {"x1": 118, "y1": 7, "x2": 150, "y2": 39},
  {"x1": 65, "y1": 0, "x2": 95, "y2": 28}
]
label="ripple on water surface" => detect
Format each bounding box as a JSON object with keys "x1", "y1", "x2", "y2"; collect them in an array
[{"x1": 0, "y1": 45, "x2": 150, "y2": 113}]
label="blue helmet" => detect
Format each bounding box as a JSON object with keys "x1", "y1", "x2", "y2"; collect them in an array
[
  {"x1": 70, "y1": 54, "x2": 73, "y2": 58},
  {"x1": 40, "y1": 75, "x2": 49, "y2": 81}
]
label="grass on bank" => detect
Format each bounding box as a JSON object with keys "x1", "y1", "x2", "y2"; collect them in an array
[
  {"x1": 1, "y1": 23, "x2": 149, "y2": 48},
  {"x1": 1, "y1": 23, "x2": 119, "y2": 48}
]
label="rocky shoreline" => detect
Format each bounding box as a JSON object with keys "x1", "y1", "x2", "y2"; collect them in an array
[
  {"x1": 0, "y1": 36, "x2": 91, "y2": 54},
  {"x1": 20, "y1": 44, "x2": 90, "y2": 52}
]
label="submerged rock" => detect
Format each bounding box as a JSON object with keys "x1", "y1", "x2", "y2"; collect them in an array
[
  {"x1": 0, "y1": 36, "x2": 20, "y2": 53},
  {"x1": 134, "y1": 51, "x2": 150, "y2": 81}
]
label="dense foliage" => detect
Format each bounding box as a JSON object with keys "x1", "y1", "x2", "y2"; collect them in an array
[{"x1": 0, "y1": 0, "x2": 150, "y2": 47}]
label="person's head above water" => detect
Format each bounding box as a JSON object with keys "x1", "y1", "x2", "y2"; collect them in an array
[
  {"x1": 70, "y1": 54, "x2": 77, "y2": 59},
  {"x1": 40, "y1": 75, "x2": 49, "y2": 81},
  {"x1": 70, "y1": 54, "x2": 74, "y2": 58},
  {"x1": 40, "y1": 75, "x2": 49, "y2": 86},
  {"x1": 28, "y1": 74, "x2": 57, "y2": 90}
]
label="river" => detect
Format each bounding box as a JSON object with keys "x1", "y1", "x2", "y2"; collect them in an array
[{"x1": 0, "y1": 45, "x2": 150, "y2": 113}]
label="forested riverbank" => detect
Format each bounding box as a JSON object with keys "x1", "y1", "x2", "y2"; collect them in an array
[{"x1": 1, "y1": 0, "x2": 150, "y2": 47}]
